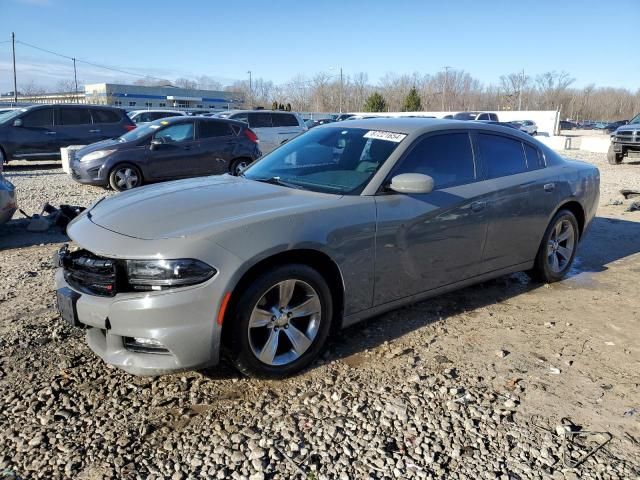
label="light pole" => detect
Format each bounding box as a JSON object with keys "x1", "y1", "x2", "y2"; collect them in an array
[
  {"x1": 247, "y1": 70, "x2": 252, "y2": 107},
  {"x1": 11, "y1": 32, "x2": 17, "y2": 104},
  {"x1": 518, "y1": 69, "x2": 525, "y2": 111},
  {"x1": 442, "y1": 66, "x2": 453, "y2": 112},
  {"x1": 330, "y1": 66, "x2": 343, "y2": 113}
]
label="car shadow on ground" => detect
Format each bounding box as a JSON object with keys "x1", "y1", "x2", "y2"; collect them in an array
[{"x1": 0, "y1": 219, "x2": 69, "y2": 251}]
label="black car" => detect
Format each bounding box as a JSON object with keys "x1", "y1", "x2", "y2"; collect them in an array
[
  {"x1": 71, "y1": 116, "x2": 261, "y2": 191},
  {"x1": 604, "y1": 120, "x2": 628, "y2": 134},
  {"x1": 559, "y1": 120, "x2": 577, "y2": 130},
  {"x1": 0, "y1": 104, "x2": 135, "y2": 163}
]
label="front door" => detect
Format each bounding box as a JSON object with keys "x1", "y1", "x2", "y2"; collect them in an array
[
  {"x1": 147, "y1": 121, "x2": 201, "y2": 179},
  {"x1": 374, "y1": 132, "x2": 490, "y2": 305}
]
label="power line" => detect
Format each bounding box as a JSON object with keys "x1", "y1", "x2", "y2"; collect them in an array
[{"x1": 15, "y1": 39, "x2": 169, "y2": 82}]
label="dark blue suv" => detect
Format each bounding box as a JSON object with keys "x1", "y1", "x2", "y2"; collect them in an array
[{"x1": 0, "y1": 104, "x2": 135, "y2": 163}]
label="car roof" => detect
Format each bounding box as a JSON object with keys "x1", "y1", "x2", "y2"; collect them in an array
[
  {"x1": 129, "y1": 109, "x2": 184, "y2": 114},
  {"x1": 319, "y1": 117, "x2": 535, "y2": 138},
  {"x1": 225, "y1": 109, "x2": 298, "y2": 115}
]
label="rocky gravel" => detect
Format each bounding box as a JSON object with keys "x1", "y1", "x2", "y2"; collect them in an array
[{"x1": 1, "y1": 155, "x2": 639, "y2": 479}]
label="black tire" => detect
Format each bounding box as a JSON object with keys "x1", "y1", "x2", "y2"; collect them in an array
[
  {"x1": 607, "y1": 145, "x2": 623, "y2": 165},
  {"x1": 229, "y1": 158, "x2": 251, "y2": 176},
  {"x1": 227, "y1": 264, "x2": 333, "y2": 378},
  {"x1": 529, "y1": 210, "x2": 579, "y2": 283},
  {"x1": 108, "y1": 163, "x2": 142, "y2": 191}
]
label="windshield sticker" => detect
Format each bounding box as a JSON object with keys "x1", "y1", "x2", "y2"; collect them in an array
[
  {"x1": 160, "y1": 121, "x2": 169, "y2": 125},
  {"x1": 148, "y1": 125, "x2": 161, "y2": 129},
  {"x1": 363, "y1": 130, "x2": 406, "y2": 143}
]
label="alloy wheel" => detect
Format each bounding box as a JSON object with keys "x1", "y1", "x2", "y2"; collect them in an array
[
  {"x1": 233, "y1": 160, "x2": 248, "y2": 176},
  {"x1": 114, "y1": 167, "x2": 139, "y2": 190},
  {"x1": 546, "y1": 218, "x2": 576, "y2": 273},
  {"x1": 247, "y1": 279, "x2": 322, "y2": 366}
]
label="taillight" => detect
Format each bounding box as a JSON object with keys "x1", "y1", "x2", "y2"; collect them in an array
[
  {"x1": 124, "y1": 124, "x2": 136, "y2": 131},
  {"x1": 243, "y1": 128, "x2": 259, "y2": 143}
]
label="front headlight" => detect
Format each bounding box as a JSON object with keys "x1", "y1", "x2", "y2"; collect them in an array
[
  {"x1": 126, "y1": 259, "x2": 216, "y2": 291},
  {"x1": 80, "y1": 149, "x2": 115, "y2": 162}
]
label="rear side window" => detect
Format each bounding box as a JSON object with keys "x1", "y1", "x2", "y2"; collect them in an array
[
  {"x1": 248, "y1": 112, "x2": 272, "y2": 128},
  {"x1": 21, "y1": 108, "x2": 54, "y2": 127},
  {"x1": 524, "y1": 143, "x2": 543, "y2": 170},
  {"x1": 394, "y1": 132, "x2": 476, "y2": 189},
  {"x1": 272, "y1": 113, "x2": 299, "y2": 127},
  {"x1": 59, "y1": 108, "x2": 92, "y2": 125},
  {"x1": 199, "y1": 120, "x2": 233, "y2": 138},
  {"x1": 91, "y1": 109, "x2": 120, "y2": 124},
  {"x1": 477, "y1": 133, "x2": 527, "y2": 178}
]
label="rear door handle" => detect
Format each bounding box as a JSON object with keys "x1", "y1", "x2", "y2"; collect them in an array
[
  {"x1": 471, "y1": 201, "x2": 486, "y2": 212},
  {"x1": 45, "y1": 131, "x2": 56, "y2": 135},
  {"x1": 89, "y1": 129, "x2": 101, "y2": 133},
  {"x1": 544, "y1": 183, "x2": 555, "y2": 192}
]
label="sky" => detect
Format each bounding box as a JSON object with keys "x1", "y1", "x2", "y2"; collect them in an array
[{"x1": 1, "y1": 0, "x2": 639, "y2": 93}]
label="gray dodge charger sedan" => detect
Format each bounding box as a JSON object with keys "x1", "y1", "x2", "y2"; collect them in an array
[{"x1": 54, "y1": 118, "x2": 599, "y2": 378}]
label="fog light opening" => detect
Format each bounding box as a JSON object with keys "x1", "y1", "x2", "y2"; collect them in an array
[{"x1": 123, "y1": 337, "x2": 170, "y2": 354}]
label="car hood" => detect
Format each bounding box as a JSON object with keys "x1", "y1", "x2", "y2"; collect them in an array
[
  {"x1": 76, "y1": 138, "x2": 124, "y2": 157},
  {"x1": 86, "y1": 175, "x2": 341, "y2": 240},
  {"x1": 615, "y1": 124, "x2": 639, "y2": 133}
]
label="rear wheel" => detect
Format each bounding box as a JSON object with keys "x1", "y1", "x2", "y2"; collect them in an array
[
  {"x1": 229, "y1": 158, "x2": 250, "y2": 176},
  {"x1": 607, "y1": 145, "x2": 623, "y2": 165},
  {"x1": 109, "y1": 163, "x2": 142, "y2": 191},
  {"x1": 227, "y1": 264, "x2": 333, "y2": 378},
  {"x1": 529, "y1": 210, "x2": 579, "y2": 283}
]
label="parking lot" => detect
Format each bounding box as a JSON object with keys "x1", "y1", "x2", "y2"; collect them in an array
[{"x1": 0, "y1": 148, "x2": 638, "y2": 479}]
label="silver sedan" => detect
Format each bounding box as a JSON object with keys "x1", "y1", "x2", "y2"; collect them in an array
[{"x1": 54, "y1": 118, "x2": 599, "y2": 377}]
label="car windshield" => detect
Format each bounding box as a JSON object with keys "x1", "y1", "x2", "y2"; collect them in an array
[
  {"x1": 0, "y1": 108, "x2": 26, "y2": 124},
  {"x1": 629, "y1": 114, "x2": 640, "y2": 125},
  {"x1": 118, "y1": 120, "x2": 166, "y2": 142},
  {"x1": 243, "y1": 127, "x2": 406, "y2": 195}
]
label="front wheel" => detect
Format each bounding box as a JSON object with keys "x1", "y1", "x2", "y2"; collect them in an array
[
  {"x1": 109, "y1": 163, "x2": 142, "y2": 191},
  {"x1": 227, "y1": 264, "x2": 333, "y2": 378},
  {"x1": 529, "y1": 210, "x2": 579, "y2": 283},
  {"x1": 607, "y1": 145, "x2": 623, "y2": 165}
]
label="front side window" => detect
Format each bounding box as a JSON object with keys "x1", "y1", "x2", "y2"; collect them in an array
[
  {"x1": 154, "y1": 122, "x2": 194, "y2": 143},
  {"x1": 21, "y1": 108, "x2": 54, "y2": 127},
  {"x1": 199, "y1": 120, "x2": 233, "y2": 138},
  {"x1": 243, "y1": 127, "x2": 404, "y2": 194},
  {"x1": 248, "y1": 112, "x2": 272, "y2": 128},
  {"x1": 477, "y1": 133, "x2": 527, "y2": 178},
  {"x1": 392, "y1": 133, "x2": 476, "y2": 189},
  {"x1": 59, "y1": 108, "x2": 92, "y2": 125}
]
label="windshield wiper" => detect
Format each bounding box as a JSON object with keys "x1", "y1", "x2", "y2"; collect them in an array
[{"x1": 251, "y1": 176, "x2": 305, "y2": 190}]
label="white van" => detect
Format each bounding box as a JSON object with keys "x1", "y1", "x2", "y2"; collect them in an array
[{"x1": 219, "y1": 110, "x2": 307, "y2": 154}]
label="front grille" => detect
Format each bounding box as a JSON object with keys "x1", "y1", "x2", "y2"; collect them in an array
[
  {"x1": 615, "y1": 131, "x2": 639, "y2": 143},
  {"x1": 61, "y1": 249, "x2": 119, "y2": 297}
]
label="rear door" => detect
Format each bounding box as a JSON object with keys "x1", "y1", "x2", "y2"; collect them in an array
[
  {"x1": 55, "y1": 107, "x2": 94, "y2": 147},
  {"x1": 247, "y1": 112, "x2": 276, "y2": 153},
  {"x1": 146, "y1": 121, "x2": 201, "y2": 179},
  {"x1": 10, "y1": 107, "x2": 57, "y2": 158},
  {"x1": 374, "y1": 131, "x2": 490, "y2": 305},
  {"x1": 474, "y1": 132, "x2": 555, "y2": 272},
  {"x1": 196, "y1": 119, "x2": 237, "y2": 175},
  {"x1": 272, "y1": 112, "x2": 305, "y2": 146},
  {"x1": 90, "y1": 108, "x2": 125, "y2": 140}
]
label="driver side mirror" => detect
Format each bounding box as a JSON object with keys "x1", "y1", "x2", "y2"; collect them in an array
[
  {"x1": 389, "y1": 173, "x2": 434, "y2": 194},
  {"x1": 12, "y1": 119, "x2": 22, "y2": 127},
  {"x1": 150, "y1": 138, "x2": 163, "y2": 150}
]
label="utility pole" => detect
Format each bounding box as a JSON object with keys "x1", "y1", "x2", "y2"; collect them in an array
[
  {"x1": 442, "y1": 66, "x2": 452, "y2": 111},
  {"x1": 247, "y1": 70, "x2": 252, "y2": 107},
  {"x1": 11, "y1": 32, "x2": 18, "y2": 104},
  {"x1": 73, "y1": 57, "x2": 79, "y2": 103},
  {"x1": 339, "y1": 67, "x2": 343, "y2": 113},
  {"x1": 518, "y1": 69, "x2": 525, "y2": 111}
]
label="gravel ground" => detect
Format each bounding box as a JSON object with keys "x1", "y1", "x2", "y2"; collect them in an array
[{"x1": 0, "y1": 152, "x2": 639, "y2": 479}]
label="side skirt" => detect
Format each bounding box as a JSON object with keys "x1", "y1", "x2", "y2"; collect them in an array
[{"x1": 341, "y1": 261, "x2": 533, "y2": 328}]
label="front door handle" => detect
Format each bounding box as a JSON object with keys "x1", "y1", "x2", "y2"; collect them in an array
[
  {"x1": 45, "y1": 131, "x2": 57, "y2": 135},
  {"x1": 544, "y1": 183, "x2": 555, "y2": 192},
  {"x1": 471, "y1": 201, "x2": 486, "y2": 212},
  {"x1": 89, "y1": 129, "x2": 101, "y2": 133}
]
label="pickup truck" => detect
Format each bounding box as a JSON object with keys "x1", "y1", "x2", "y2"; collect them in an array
[{"x1": 608, "y1": 113, "x2": 640, "y2": 165}]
